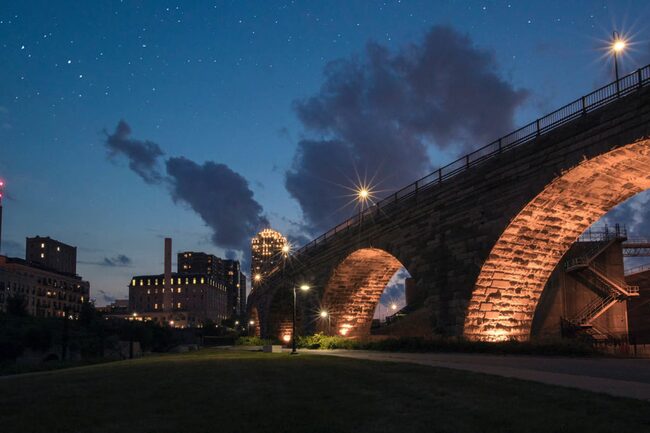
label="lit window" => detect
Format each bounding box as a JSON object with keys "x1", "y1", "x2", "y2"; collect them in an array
[
  {"x1": 177, "y1": 288, "x2": 182, "y2": 293},
  {"x1": 192, "y1": 278, "x2": 196, "y2": 284},
  {"x1": 41, "y1": 243, "x2": 45, "y2": 248},
  {"x1": 147, "y1": 289, "x2": 151, "y2": 295},
  {"x1": 131, "y1": 279, "x2": 136, "y2": 286},
  {"x1": 155, "y1": 279, "x2": 158, "y2": 286},
  {"x1": 154, "y1": 303, "x2": 158, "y2": 310},
  {"x1": 177, "y1": 278, "x2": 181, "y2": 284},
  {"x1": 162, "y1": 288, "x2": 165, "y2": 293},
  {"x1": 56, "y1": 246, "x2": 60, "y2": 252},
  {"x1": 200, "y1": 278, "x2": 205, "y2": 284},
  {"x1": 147, "y1": 279, "x2": 151, "y2": 286},
  {"x1": 177, "y1": 302, "x2": 181, "y2": 308},
  {"x1": 40, "y1": 253, "x2": 45, "y2": 258},
  {"x1": 140, "y1": 280, "x2": 143, "y2": 286}
]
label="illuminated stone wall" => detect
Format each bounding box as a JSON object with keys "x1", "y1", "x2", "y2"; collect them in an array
[
  {"x1": 465, "y1": 140, "x2": 650, "y2": 341},
  {"x1": 248, "y1": 85, "x2": 650, "y2": 341},
  {"x1": 319, "y1": 248, "x2": 403, "y2": 338}
]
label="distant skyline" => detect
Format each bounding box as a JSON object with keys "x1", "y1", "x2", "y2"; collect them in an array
[{"x1": 2, "y1": 1, "x2": 650, "y2": 304}]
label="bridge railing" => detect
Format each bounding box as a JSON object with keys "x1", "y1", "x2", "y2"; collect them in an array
[
  {"x1": 290, "y1": 64, "x2": 650, "y2": 261},
  {"x1": 625, "y1": 262, "x2": 650, "y2": 276}
]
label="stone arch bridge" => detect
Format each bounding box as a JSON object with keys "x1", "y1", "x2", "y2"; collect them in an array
[{"x1": 248, "y1": 65, "x2": 650, "y2": 342}]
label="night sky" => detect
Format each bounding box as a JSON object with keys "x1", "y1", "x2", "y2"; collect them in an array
[{"x1": 2, "y1": 1, "x2": 650, "y2": 305}]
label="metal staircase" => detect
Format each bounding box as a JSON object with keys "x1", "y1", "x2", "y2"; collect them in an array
[{"x1": 563, "y1": 226, "x2": 639, "y2": 340}]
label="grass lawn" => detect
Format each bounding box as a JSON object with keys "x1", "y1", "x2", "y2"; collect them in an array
[{"x1": 1, "y1": 349, "x2": 648, "y2": 433}]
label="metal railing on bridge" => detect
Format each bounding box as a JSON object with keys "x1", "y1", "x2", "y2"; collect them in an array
[
  {"x1": 625, "y1": 263, "x2": 650, "y2": 276},
  {"x1": 290, "y1": 64, "x2": 650, "y2": 262}
]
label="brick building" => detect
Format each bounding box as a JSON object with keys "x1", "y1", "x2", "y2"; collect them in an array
[
  {"x1": 0, "y1": 237, "x2": 89, "y2": 318},
  {"x1": 128, "y1": 239, "x2": 232, "y2": 327},
  {"x1": 128, "y1": 272, "x2": 229, "y2": 327},
  {"x1": 178, "y1": 251, "x2": 247, "y2": 318},
  {"x1": 26, "y1": 236, "x2": 77, "y2": 275}
]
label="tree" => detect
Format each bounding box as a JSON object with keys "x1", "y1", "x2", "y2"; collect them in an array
[{"x1": 6, "y1": 295, "x2": 28, "y2": 317}]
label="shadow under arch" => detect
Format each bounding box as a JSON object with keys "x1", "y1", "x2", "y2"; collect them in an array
[
  {"x1": 320, "y1": 247, "x2": 405, "y2": 338},
  {"x1": 464, "y1": 138, "x2": 650, "y2": 342},
  {"x1": 248, "y1": 306, "x2": 261, "y2": 337},
  {"x1": 266, "y1": 282, "x2": 294, "y2": 343}
]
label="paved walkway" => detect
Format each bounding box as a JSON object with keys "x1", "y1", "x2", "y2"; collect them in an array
[{"x1": 306, "y1": 350, "x2": 650, "y2": 400}]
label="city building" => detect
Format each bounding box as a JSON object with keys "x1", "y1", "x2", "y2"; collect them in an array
[
  {"x1": 215, "y1": 258, "x2": 244, "y2": 318},
  {"x1": 0, "y1": 237, "x2": 89, "y2": 318},
  {"x1": 26, "y1": 236, "x2": 77, "y2": 275},
  {"x1": 238, "y1": 271, "x2": 247, "y2": 317},
  {"x1": 178, "y1": 251, "x2": 247, "y2": 318},
  {"x1": 96, "y1": 299, "x2": 129, "y2": 315},
  {"x1": 177, "y1": 251, "x2": 218, "y2": 275},
  {"x1": 251, "y1": 228, "x2": 287, "y2": 287},
  {"x1": 128, "y1": 239, "x2": 230, "y2": 327},
  {"x1": 128, "y1": 273, "x2": 229, "y2": 327}
]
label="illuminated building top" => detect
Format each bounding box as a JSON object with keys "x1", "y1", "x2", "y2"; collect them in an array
[{"x1": 251, "y1": 228, "x2": 287, "y2": 286}]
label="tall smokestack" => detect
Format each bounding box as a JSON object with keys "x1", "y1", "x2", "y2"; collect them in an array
[{"x1": 164, "y1": 237, "x2": 172, "y2": 312}]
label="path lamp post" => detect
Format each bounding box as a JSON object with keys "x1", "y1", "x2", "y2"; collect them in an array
[
  {"x1": 612, "y1": 31, "x2": 626, "y2": 93},
  {"x1": 320, "y1": 310, "x2": 331, "y2": 335},
  {"x1": 291, "y1": 284, "x2": 310, "y2": 355}
]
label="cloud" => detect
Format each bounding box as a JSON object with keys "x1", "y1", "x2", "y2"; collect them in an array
[
  {"x1": 102, "y1": 254, "x2": 133, "y2": 267},
  {"x1": 1, "y1": 239, "x2": 24, "y2": 258},
  {"x1": 97, "y1": 289, "x2": 117, "y2": 305},
  {"x1": 166, "y1": 157, "x2": 269, "y2": 252},
  {"x1": 80, "y1": 254, "x2": 133, "y2": 267},
  {"x1": 104, "y1": 120, "x2": 165, "y2": 184},
  {"x1": 380, "y1": 268, "x2": 410, "y2": 306},
  {"x1": 286, "y1": 25, "x2": 528, "y2": 234},
  {"x1": 103, "y1": 121, "x2": 268, "y2": 258},
  {"x1": 602, "y1": 190, "x2": 650, "y2": 238}
]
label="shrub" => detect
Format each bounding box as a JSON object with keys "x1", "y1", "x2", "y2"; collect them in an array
[
  {"x1": 295, "y1": 334, "x2": 597, "y2": 356},
  {"x1": 235, "y1": 336, "x2": 273, "y2": 346},
  {"x1": 297, "y1": 333, "x2": 358, "y2": 350}
]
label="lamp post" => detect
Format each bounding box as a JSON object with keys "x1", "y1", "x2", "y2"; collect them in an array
[
  {"x1": 357, "y1": 187, "x2": 369, "y2": 223},
  {"x1": 612, "y1": 31, "x2": 626, "y2": 93},
  {"x1": 291, "y1": 284, "x2": 310, "y2": 355},
  {"x1": 320, "y1": 310, "x2": 331, "y2": 334}
]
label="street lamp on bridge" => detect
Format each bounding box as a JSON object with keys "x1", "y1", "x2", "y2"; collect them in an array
[{"x1": 291, "y1": 284, "x2": 310, "y2": 355}]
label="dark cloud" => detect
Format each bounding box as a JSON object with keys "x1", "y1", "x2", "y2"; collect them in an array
[
  {"x1": 102, "y1": 254, "x2": 132, "y2": 267},
  {"x1": 80, "y1": 254, "x2": 133, "y2": 267},
  {"x1": 286, "y1": 25, "x2": 528, "y2": 234},
  {"x1": 166, "y1": 157, "x2": 268, "y2": 253},
  {"x1": 103, "y1": 121, "x2": 267, "y2": 257},
  {"x1": 602, "y1": 190, "x2": 650, "y2": 238},
  {"x1": 1, "y1": 239, "x2": 24, "y2": 258},
  {"x1": 97, "y1": 289, "x2": 116, "y2": 305},
  {"x1": 380, "y1": 268, "x2": 410, "y2": 306},
  {"x1": 104, "y1": 120, "x2": 165, "y2": 184}
]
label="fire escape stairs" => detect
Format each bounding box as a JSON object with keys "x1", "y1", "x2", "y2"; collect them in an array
[{"x1": 563, "y1": 238, "x2": 639, "y2": 337}]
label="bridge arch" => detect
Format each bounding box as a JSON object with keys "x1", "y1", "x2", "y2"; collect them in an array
[
  {"x1": 464, "y1": 138, "x2": 650, "y2": 341},
  {"x1": 320, "y1": 248, "x2": 405, "y2": 338}
]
